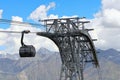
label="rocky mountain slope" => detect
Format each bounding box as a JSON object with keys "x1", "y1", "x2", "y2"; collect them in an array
[{"x1": 0, "y1": 48, "x2": 120, "y2": 80}]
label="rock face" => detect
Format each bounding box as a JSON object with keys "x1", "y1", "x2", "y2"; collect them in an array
[{"x1": 0, "y1": 48, "x2": 120, "y2": 80}]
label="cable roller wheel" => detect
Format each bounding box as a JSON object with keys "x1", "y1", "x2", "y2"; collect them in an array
[{"x1": 19, "y1": 30, "x2": 36, "y2": 57}]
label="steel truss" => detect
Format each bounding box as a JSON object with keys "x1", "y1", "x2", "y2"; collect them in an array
[{"x1": 37, "y1": 17, "x2": 99, "y2": 80}]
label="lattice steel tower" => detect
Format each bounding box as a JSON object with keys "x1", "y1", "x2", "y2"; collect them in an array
[{"x1": 37, "y1": 17, "x2": 99, "y2": 80}]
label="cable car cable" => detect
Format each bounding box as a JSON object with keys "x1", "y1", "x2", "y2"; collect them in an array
[
  {"x1": 0, "y1": 19, "x2": 43, "y2": 27},
  {"x1": 0, "y1": 30, "x2": 39, "y2": 34}
]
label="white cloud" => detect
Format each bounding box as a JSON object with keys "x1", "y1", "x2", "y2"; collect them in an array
[
  {"x1": 12, "y1": 16, "x2": 23, "y2": 22},
  {"x1": 0, "y1": 9, "x2": 3, "y2": 19},
  {"x1": 0, "y1": 16, "x2": 58, "y2": 54},
  {"x1": 89, "y1": 0, "x2": 120, "y2": 50},
  {"x1": 46, "y1": 2, "x2": 55, "y2": 10},
  {"x1": 0, "y1": 2, "x2": 59, "y2": 54},
  {"x1": 102, "y1": 0, "x2": 120, "y2": 10},
  {"x1": 29, "y1": 2, "x2": 58, "y2": 21},
  {"x1": 1, "y1": 0, "x2": 120, "y2": 54}
]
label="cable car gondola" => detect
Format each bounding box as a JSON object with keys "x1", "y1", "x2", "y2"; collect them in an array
[{"x1": 19, "y1": 30, "x2": 36, "y2": 57}]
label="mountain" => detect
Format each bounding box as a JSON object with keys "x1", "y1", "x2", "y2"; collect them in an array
[
  {"x1": 84, "y1": 49, "x2": 120, "y2": 80},
  {"x1": 98, "y1": 49, "x2": 120, "y2": 64},
  {"x1": 0, "y1": 48, "x2": 61, "y2": 80},
  {"x1": 0, "y1": 53, "x2": 19, "y2": 60},
  {"x1": 0, "y1": 48, "x2": 120, "y2": 80}
]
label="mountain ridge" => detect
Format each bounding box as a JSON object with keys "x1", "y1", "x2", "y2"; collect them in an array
[{"x1": 0, "y1": 48, "x2": 119, "y2": 80}]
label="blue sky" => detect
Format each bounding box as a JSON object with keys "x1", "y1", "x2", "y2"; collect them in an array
[
  {"x1": 0, "y1": 0, "x2": 101, "y2": 21},
  {"x1": 0, "y1": 0, "x2": 120, "y2": 53},
  {"x1": 0, "y1": 0, "x2": 101, "y2": 53}
]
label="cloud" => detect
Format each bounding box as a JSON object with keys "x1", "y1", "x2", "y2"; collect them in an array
[
  {"x1": 28, "y1": 2, "x2": 79, "y2": 21},
  {"x1": 0, "y1": 3, "x2": 80, "y2": 54},
  {"x1": 0, "y1": 9, "x2": 3, "y2": 19},
  {"x1": 1, "y1": 0, "x2": 120, "y2": 55},
  {"x1": 20, "y1": 0, "x2": 120, "y2": 52},
  {"x1": 89, "y1": 0, "x2": 120, "y2": 50},
  {"x1": 28, "y1": 2, "x2": 58, "y2": 21},
  {"x1": 102, "y1": 0, "x2": 120, "y2": 10},
  {"x1": 12, "y1": 16, "x2": 23, "y2": 22},
  {"x1": 46, "y1": 2, "x2": 55, "y2": 10},
  {"x1": 0, "y1": 16, "x2": 58, "y2": 54}
]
